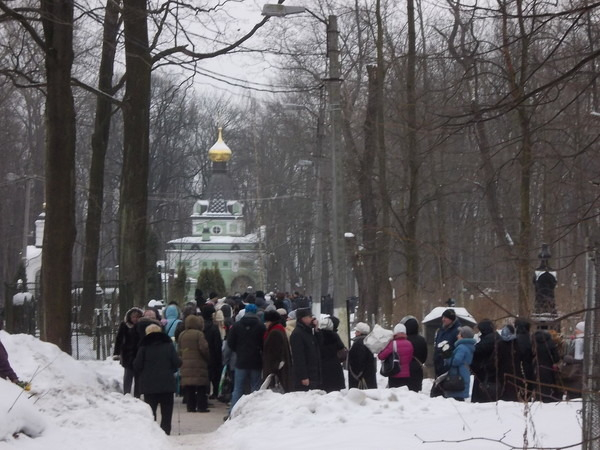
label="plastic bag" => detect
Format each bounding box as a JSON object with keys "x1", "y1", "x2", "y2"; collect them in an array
[{"x1": 363, "y1": 324, "x2": 393, "y2": 353}]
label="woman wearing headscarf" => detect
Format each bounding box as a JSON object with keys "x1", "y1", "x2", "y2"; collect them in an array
[
  {"x1": 318, "y1": 316, "x2": 346, "y2": 392},
  {"x1": 443, "y1": 326, "x2": 476, "y2": 401}
]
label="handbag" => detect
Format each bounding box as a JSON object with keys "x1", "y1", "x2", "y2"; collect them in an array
[
  {"x1": 442, "y1": 373, "x2": 465, "y2": 392},
  {"x1": 380, "y1": 341, "x2": 401, "y2": 377}
]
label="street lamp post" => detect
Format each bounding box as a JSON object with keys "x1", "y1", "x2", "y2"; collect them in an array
[{"x1": 263, "y1": 5, "x2": 349, "y2": 345}]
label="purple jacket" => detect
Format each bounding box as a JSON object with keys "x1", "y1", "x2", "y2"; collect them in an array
[
  {"x1": 0, "y1": 339, "x2": 18, "y2": 382},
  {"x1": 378, "y1": 336, "x2": 413, "y2": 378}
]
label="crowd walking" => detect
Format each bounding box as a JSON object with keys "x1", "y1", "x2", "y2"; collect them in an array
[{"x1": 110, "y1": 296, "x2": 586, "y2": 436}]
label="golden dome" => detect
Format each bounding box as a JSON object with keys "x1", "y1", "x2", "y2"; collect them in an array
[{"x1": 208, "y1": 127, "x2": 232, "y2": 162}]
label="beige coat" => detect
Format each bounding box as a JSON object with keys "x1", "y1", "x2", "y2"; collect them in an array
[{"x1": 178, "y1": 315, "x2": 210, "y2": 387}]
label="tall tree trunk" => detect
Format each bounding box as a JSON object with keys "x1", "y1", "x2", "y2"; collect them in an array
[
  {"x1": 402, "y1": 0, "x2": 420, "y2": 317},
  {"x1": 374, "y1": 0, "x2": 393, "y2": 325},
  {"x1": 40, "y1": 0, "x2": 76, "y2": 353},
  {"x1": 81, "y1": 0, "x2": 121, "y2": 329},
  {"x1": 120, "y1": 0, "x2": 151, "y2": 312}
]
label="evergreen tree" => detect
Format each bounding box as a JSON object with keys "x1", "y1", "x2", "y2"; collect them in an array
[{"x1": 170, "y1": 264, "x2": 187, "y2": 303}]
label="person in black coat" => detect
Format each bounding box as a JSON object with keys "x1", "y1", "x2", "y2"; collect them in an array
[
  {"x1": 470, "y1": 319, "x2": 499, "y2": 402},
  {"x1": 318, "y1": 316, "x2": 346, "y2": 392},
  {"x1": 133, "y1": 324, "x2": 182, "y2": 435},
  {"x1": 113, "y1": 307, "x2": 143, "y2": 395},
  {"x1": 227, "y1": 304, "x2": 266, "y2": 412},
  {"x1": 402, "y1": 316, "x2": 428, "y2": 393},
  {"x1": 533, "y1": 329, "x2": 561, "y2": 402},
  {"x1": 290, "y1": 308, "x2": 321, "y2": 391},
  {"x1": 348, "y1": 322, "x2": 377, "y2": 389},
  {"x1": 201, "y1": 303, "x2": 223, "y2": 399},
  {"x1": 514, "y1": 318, "x2": 535, "y2": 400},
  {"x1": 496, "y1": 325, "x2": 520, "y2": 401}
]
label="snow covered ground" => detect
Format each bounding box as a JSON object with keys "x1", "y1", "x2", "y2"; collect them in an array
[{"x1": 1, "y1": 330, "x2": 584, "y2": 449}]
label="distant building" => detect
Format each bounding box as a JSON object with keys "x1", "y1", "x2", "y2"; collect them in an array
[{"x1": 165, "y1": 128, "x2": 266, "y2": 295}]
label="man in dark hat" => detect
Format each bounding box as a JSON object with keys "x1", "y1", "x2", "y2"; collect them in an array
[
  {"x1": 290, "y1": 308, "x2": 321, "y2": 391},
  {"x1": 433, "y1": 308, "x2": 461, "y2": 378}
]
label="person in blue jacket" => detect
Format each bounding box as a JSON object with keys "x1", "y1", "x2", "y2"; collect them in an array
[
  {"x1": 433, "y1": 309, "x2": 461, "y2": 377},
  {"x1": 443, "y1": 326, "x2": 476, "y2": 401}
]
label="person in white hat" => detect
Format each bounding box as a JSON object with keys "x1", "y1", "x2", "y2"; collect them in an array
[
  {"x1": 348, "y1": 322, "x2": 377, "y2": 389},
  {"x1": 561, "y1": 321, "x2": 585, "y2": 399},
  {"x1": 377, "y1": 323, "x2": 414, "y2": 388}
]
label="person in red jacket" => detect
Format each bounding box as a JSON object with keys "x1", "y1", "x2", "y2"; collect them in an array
[{"x1": 378, "y1": 323, "x2": 414, "y2": 388}]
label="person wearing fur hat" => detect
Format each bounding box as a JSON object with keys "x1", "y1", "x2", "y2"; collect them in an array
[
  {"x1": 113, "y1": 307, "x2": 143, "y2": 395},
  {"x1": 378, "y1": 323, "x2": 414, "y2": 388},
  {"x1": 348, "y1": 322, "x2": 377, "y2": 389},
  {"x1": 227, "y1": 303, "x2": 266, "y2": 414},
  {"x1": 433, "y1": 308, "x2": 461, "y2": 378},
  {"x1": 290, "y1": 308, "x2": 321, "y2": 391},
  {"x1": 318, "y1": 316, "x2": 346, "y2": 392},
  {"x1": 178, "y1": 314, "x2": 210, "y2": 412},
  {"x1": 262, "y1": 310, "x2": 293, "y2": 392},
  {"x1": 442, "y1": 326, "x2": 476, "y2": 401},
  {"x1": 134, "y1": 324, "x2": 182, "y2": 434},
  {"x1": 401, "y1": 316, "x2": 428, "y2": 392}
]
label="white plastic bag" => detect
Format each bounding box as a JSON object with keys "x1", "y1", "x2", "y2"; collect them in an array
[{"x1": 363, "y1": 324, "x2": 393, "y2": 353}]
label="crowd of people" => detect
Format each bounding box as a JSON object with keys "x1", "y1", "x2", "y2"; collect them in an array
[{"x1": 108, "y1": 298, "x2": 586, "y2": 434}]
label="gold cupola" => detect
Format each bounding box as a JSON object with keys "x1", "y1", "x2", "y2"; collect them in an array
[{"x1": 208, "y1": 127, "x2": 232, "y2": 162}]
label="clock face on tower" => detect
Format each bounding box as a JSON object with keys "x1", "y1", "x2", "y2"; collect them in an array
[{"x1": 212, "y1": 226, "x2": 222, "y2": 235}]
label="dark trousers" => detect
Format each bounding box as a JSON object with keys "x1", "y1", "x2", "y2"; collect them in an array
[
  {"x1": 144, "y1": 392, "x2": 174, "y2": 435},
  {"x1": 123, "y1": 367, "x2": 135, "y2": 395},
  {"x1": 184, "y1": 385, "x2": 208, "y2": 412},
  {"x1": 388, "y1": 377, "x2": 410, "y2": 389}
]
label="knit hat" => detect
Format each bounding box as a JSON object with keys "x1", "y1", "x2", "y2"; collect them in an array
[
  {"x1": 393, "y1": 323, "x2": 407, "y2": 335},
  {"x1": 442, "y1": 308, "x2": 456, "y2": 321},
  {"x1": 145, "y1": 324, "x2": 162, "y2": 335},
  {"x1": 354, "y1": 322, "x2": 370, "y2": 335},
  {"x1": 245, "y1": 303, "x2": 257, "y2": 314},
  {"x1": 263, "y1": 310, "x2": 281, "y2": 324},
  {"x1": 319, "y1": 317, "x2": 334, "y2": 331},
  {"x1": 458, "y1": 326, "x2": 474, "y2": 339},
  {"x1": 276, "y1": 308, "x2": 288, "y2": 317},
  {"x1": 576, "y1": 321, "x2": 585, "y2": 333},
  {"x1": 295, "y1": 308, "x2": 312, "y2": 321}
]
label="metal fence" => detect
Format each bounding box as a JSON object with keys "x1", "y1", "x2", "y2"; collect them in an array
[{"x1": 3, "y1": 280, "x2": 122, "y2": 361}]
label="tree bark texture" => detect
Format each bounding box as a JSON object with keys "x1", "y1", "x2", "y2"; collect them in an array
[
  {"x1": 119, "y1": 0, "x2": 151, "y2": 312},
  {"x1": 40, "y1": 0, "x2": 76, "y2": 354},
  {"x1": 81, "y1": 0, "x2": 121, "y2": 328}
]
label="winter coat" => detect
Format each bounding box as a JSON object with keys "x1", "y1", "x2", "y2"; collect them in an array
[
  {"x1": 227, "y1": 313, "x2": 266, "y2": 370},
  {"x1": 263, "y1": 323, "x2": 294, "y2": 392},
  {"x1": 0, "y1": 338, "x2": 17, "y2": 382},
  {"x1": 202, "y1": 318, "x2": 223, "y2": 376},
  {"x1": 533, "y1": 330, "x2": 560, "y2": 402},
  {"x1": 133, "y1": 331, "x2": 181, "y2": 395},
  {"x1": 319, "y1": 329, "x2": 346, "y2": 392},
  {"x1": 348, "y1": 335, "x2": 377, "y2": 389},
  {"x1": 290, "y1": 320, "x2": 321, "y2": 390},
  {"x1": 164, "y1": 305, "x2": 182, "y2": 338},
  {"x1": 433, "y1": 318, "x2": 461, "y2": 376},
  {"x1": 514, "y1": 319, "x2": 535, "y2": 393},
  {"x1": 113, "y1": 307, "x2": 144, "y2": 369},
  {"x1": 496, "y1": 336, "x2": 520, "y2": 401},
  {"x1": 470, "y1": 320, "x2": 500, "y2": 402},
  {"x1": 404, "y1": 318, "x2": 428, "y2": 392},
  {"x1": 178, "y1": 315, "x2": 210, "y2": 387},
  {"x1": 174, "y1": 305, "x2": 197, "y2": 342},
  {"x1": 444, "y1": 337, "x2": 476, "y2": 399},
  {"x1": 378, "y1": 335, "x2": 413, "y2": 379}
]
